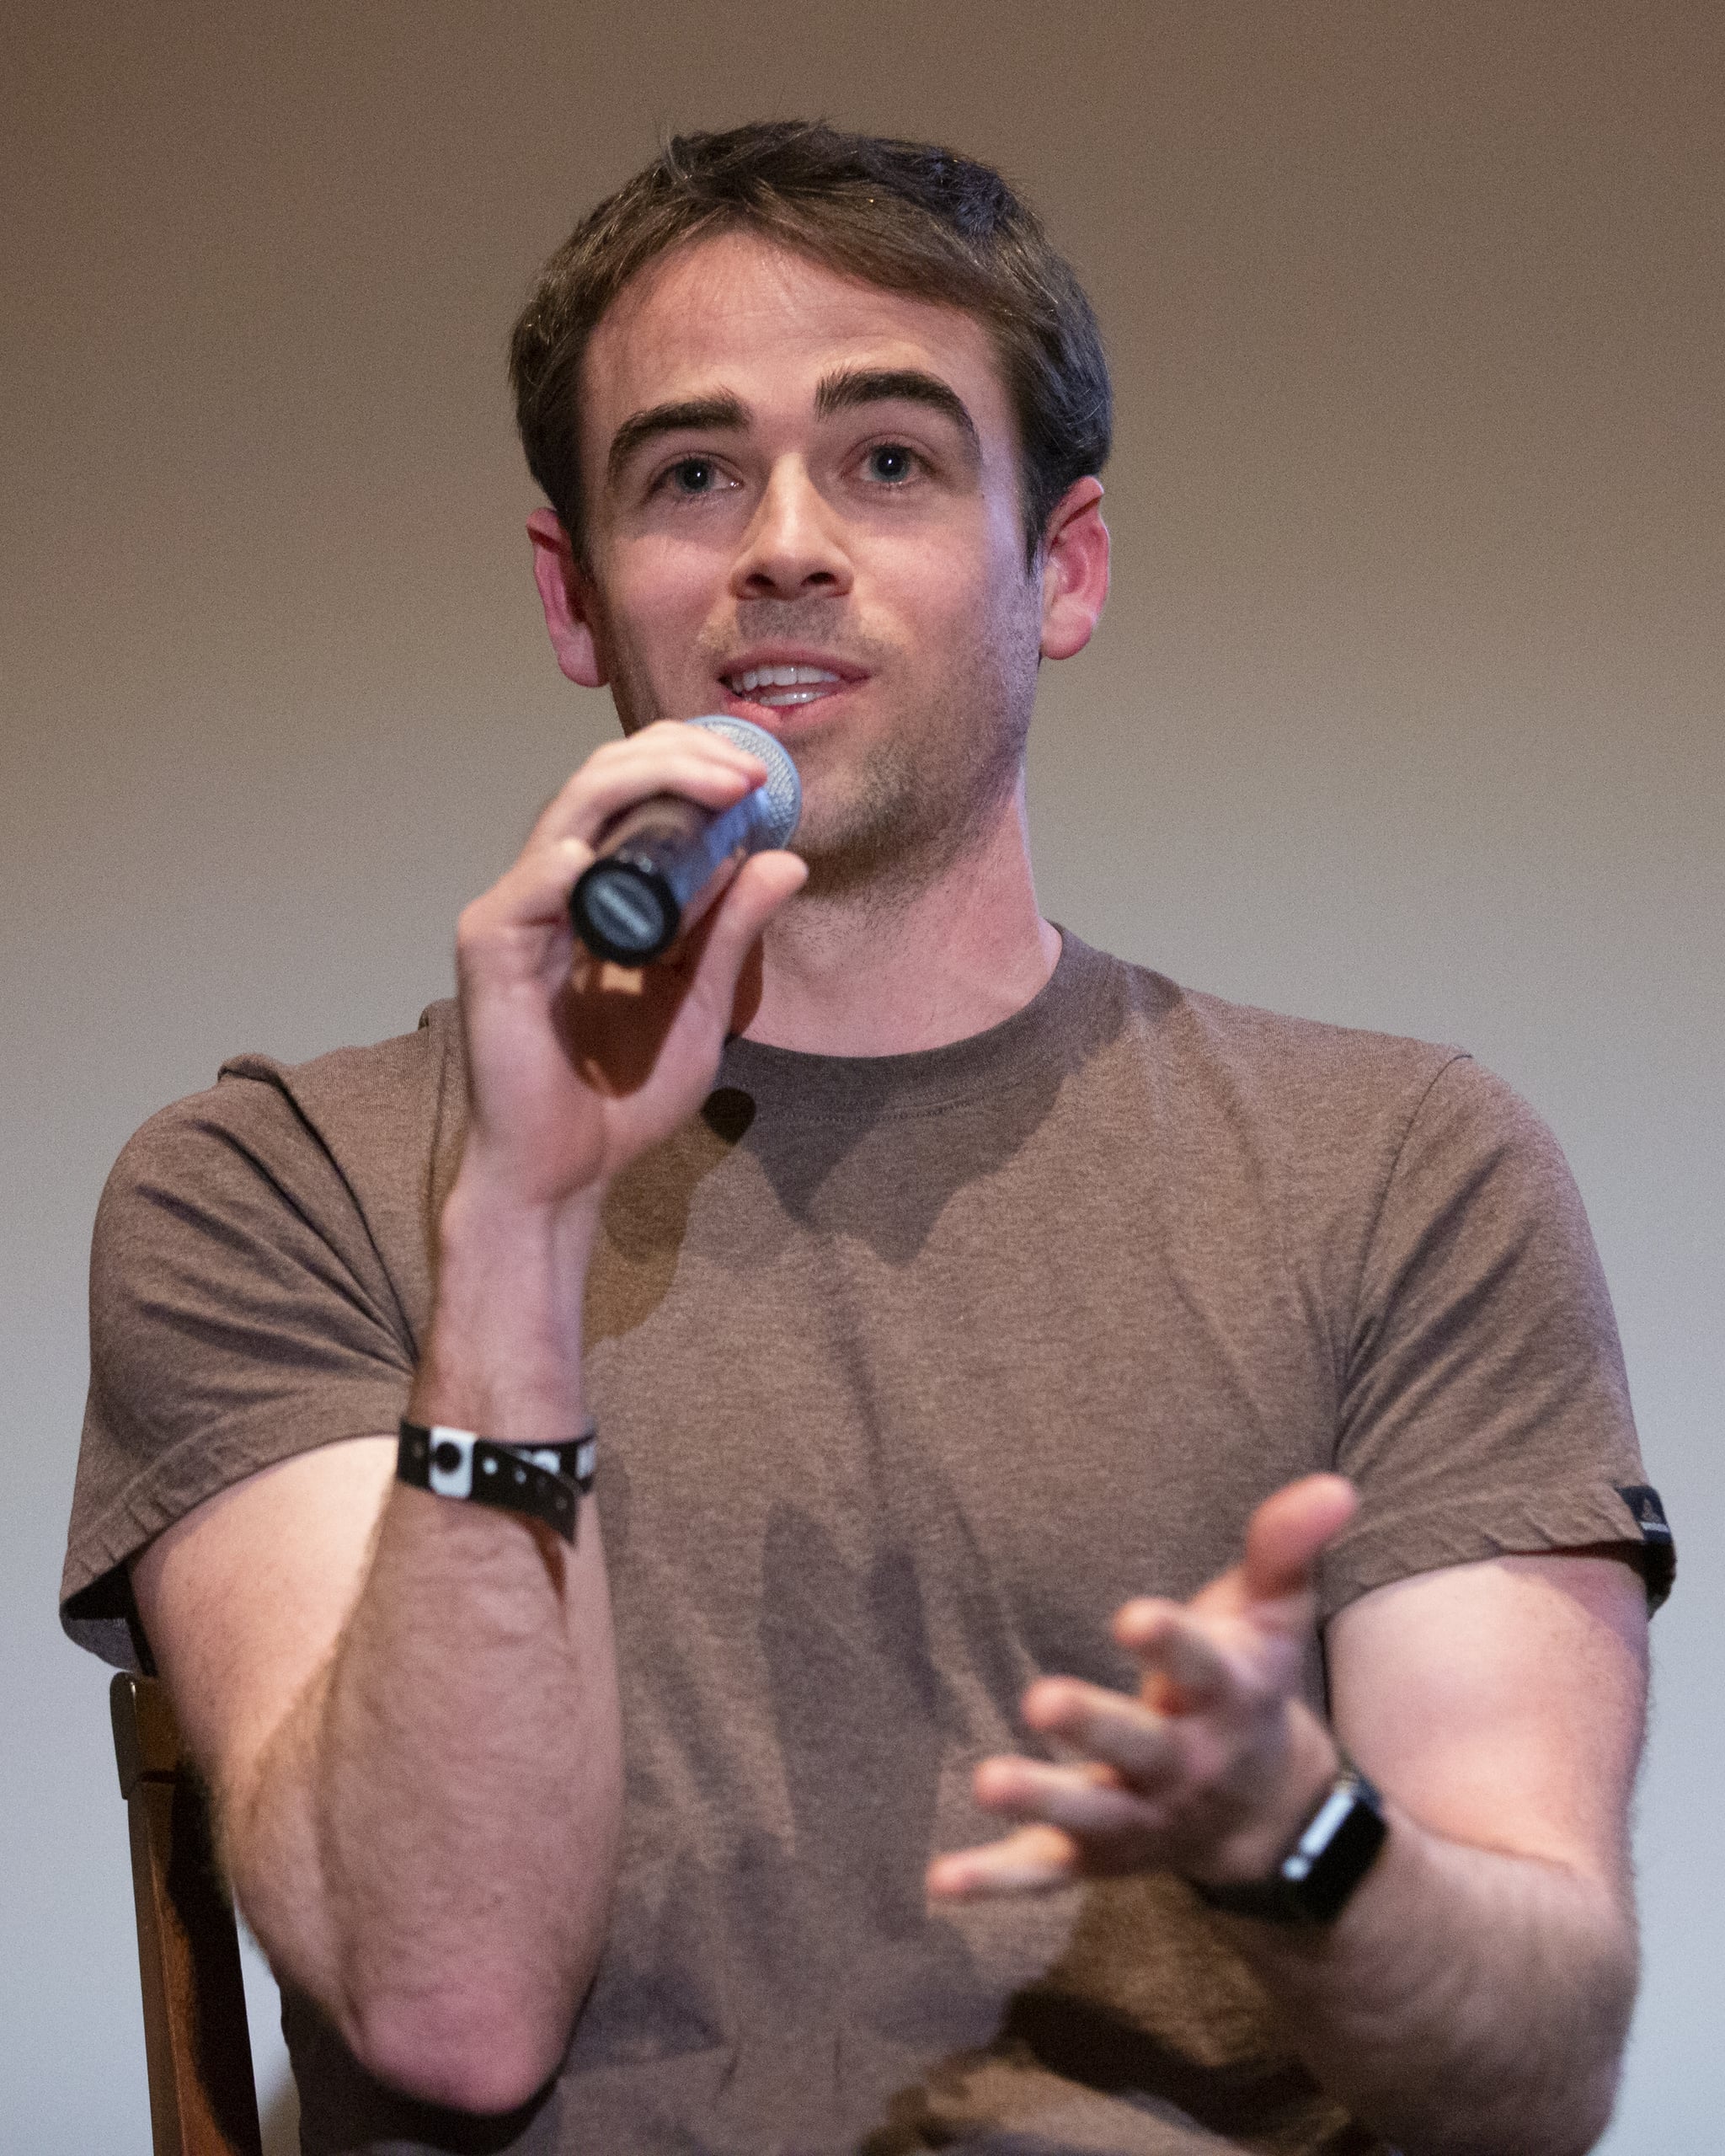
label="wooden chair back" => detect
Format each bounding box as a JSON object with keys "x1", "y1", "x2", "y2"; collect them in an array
[{"x1": 110, "y1": 1670, "x2": 264, "y2": 2156}]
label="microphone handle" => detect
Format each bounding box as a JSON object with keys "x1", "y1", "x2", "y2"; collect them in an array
[{"x1": 570, "y1": 784, "x2": 782, "y2": 965}]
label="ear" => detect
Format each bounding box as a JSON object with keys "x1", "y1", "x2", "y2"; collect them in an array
[
  {"x1": 527, "y1": 508, "x2": 608, "y2": 688},
  {"x1": 1038, "y1": 477, "x2": 1109, "y2": 662}
]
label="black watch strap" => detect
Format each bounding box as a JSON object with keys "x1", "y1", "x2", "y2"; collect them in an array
[
  {"x1": 397, "y1": 1421, "x2": 589, "y2": 1543},
  {"x1": 1190, "y1": 1752, "x2": 1387, "y2": 1924}
]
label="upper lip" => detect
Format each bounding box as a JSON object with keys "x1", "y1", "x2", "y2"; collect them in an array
[{"x1": 718, "y1": 649, "x2": 868, "y2": 687}]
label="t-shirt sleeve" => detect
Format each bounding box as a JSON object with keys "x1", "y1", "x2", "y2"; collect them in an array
[
  {"x1": 61, "y1": 1069, "x2": 423, "y2": 1669},
  {"x1": 1318, "y1": 1054, "x2": 1673, "y2": 1622}
]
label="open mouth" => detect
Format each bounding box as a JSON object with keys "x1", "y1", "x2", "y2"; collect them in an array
[{"x1": 722, "y1": 664, "x2": 849, "y2": 709}]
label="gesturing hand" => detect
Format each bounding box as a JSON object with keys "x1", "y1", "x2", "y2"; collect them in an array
[
  {"x1": 453, "y1": 720, "x2": 808, "y2": 1214},
  {"x1": 927, "y1": 1474, "x2": 1359, "y2": 1901}
]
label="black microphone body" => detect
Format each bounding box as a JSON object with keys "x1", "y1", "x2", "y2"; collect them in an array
[{"x1": 569, "y1": 715, "x2": 802, "y2": 965}]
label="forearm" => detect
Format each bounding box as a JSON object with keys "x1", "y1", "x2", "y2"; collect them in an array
[
  {"x1": 139, "y1": 737, "x2": 799, "y2": 2111},
  {"x1": 1235, "y1": 1776, "x2": 1637, "y2": 2156},
  {"x1": 226, "y1": 1185, "x2": 624, "y2": 2114},
  {"x1": 936, "y1": 1506, "x2": 1647, "y2": 2156}
]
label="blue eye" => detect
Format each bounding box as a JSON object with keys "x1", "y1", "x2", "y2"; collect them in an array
[{"x1": 866, "y1": 444, "x2": 916, "y2": 483}]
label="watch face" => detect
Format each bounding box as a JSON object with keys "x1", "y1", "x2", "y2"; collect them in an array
[
  {"x1": 1284, "y1": 1780, "x2": 1365, "y2": 1882},
  {"x1": 1191, "y1": 1764, "x2": 1387, "y2": 1923},
  {"x1": 1295, "y1": 1784, "x2": 1388, "y2": 1923}
]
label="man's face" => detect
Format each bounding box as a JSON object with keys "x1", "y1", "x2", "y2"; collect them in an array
[{"x1": 565, "y1": 231, "x2": 1050, "y2": 894}]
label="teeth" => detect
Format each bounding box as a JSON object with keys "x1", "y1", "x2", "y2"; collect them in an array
[{"x1": 728, "y1": 664, "x2": 841, "y2": 693}]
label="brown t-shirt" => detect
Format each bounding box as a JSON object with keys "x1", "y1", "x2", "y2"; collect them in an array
[{"x1": 62, "y1": 934, "x2": 1669, "y2": 2154}]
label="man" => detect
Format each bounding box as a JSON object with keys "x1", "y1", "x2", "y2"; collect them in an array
[{"x1": 63, "y1": 124, "x2": 1671, "y2": 2155}]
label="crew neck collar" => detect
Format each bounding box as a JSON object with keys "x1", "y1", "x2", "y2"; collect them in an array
[{"x1": 715, "y1": 930, "x2": 1114, "y2": 1121}]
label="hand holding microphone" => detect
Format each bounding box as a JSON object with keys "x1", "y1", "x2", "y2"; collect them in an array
[{"x1": 569, "y1": 715, "x2": 803, "y2": 965}]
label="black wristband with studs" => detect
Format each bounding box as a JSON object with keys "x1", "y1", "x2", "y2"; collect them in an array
[{"x1": 396, "y1": 1420, "x2": 595, "y2": 1544}]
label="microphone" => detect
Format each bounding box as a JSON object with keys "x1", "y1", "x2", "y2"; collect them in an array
[{"x1": 569, "y1": 714, "x2": 802, "y2": 965}]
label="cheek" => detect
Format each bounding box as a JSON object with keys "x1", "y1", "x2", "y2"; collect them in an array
[
  {"x1": 948, "y1": 544, "x2": 1041, "y2": 662},
  {"x1": 607, "y1": 549, "x2": 718, "y2": 662},
  {"x1": 884, "y1": 532, "x2": 1007, "y2": 637}
]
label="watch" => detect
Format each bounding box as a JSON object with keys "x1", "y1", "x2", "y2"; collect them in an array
[{"x1": 1190, "y1": 1752, "x2": 1387, "y2": 1923}]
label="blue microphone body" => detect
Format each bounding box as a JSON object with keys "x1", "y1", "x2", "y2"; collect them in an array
[{"x1": 569, "y1": 715, "x2": 802, "y2": 965}]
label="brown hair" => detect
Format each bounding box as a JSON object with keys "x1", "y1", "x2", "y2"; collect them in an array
[{"x1": 509, "y1": 121, "x2": 1112, "y2": 567}]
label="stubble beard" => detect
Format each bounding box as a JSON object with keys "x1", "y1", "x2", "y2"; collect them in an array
[
  {"x1": 752, "y1": 588, "x2": 1043, "y2": 907},
  {"x1": 792, "y1": 661, "x2": 1034, "y2": 905},
  {"x1": 605, "y1": 590, "x2": 1043, "y2": 909}
]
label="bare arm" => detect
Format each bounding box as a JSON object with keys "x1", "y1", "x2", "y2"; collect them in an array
[
  {"x1": 1253, "y1": 1548, "x2": 1644, "y2": 2155},
  {"x1": 134, "y1": 1425, "x2": 618, "y2": 2116},
  {"x1": 134, "y1": 722, "x2": 807, "y2": 2115},
  {"x1": 929, "y1": 1479, "x2": 1648, "y2": 2156}
]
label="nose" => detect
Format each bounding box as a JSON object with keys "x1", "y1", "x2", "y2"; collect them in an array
[{"x1": 730, "y1": 458, "x2": 852, "y2": 602}]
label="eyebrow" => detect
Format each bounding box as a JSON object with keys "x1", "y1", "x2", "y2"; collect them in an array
[
  {"x1": 814, "y1": 367, "x2": 980, "y2": 457},
  {"x1": 606, "y1": 393, "x2": 748, "y2": 488}
]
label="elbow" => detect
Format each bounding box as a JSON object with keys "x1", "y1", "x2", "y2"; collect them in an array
[
  {"x1": 1493, "y1": 1942, "x2": 1636, "y2": 2156},
  {"x1": 345, "y1": 1985, "x2": 576, "y2": 2116},
  {"x1": 298, "y1": 1808, "x2": 622, "y2": 2114},
  {"x1": 1545, "y1": 2052, "x2": 1628, "y2": 2156},
  {"x1": 1548, "y1": 1935, "x2": 1637, "y2": 2156}
]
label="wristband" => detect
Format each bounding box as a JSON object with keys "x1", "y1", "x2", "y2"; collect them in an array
[
  {"x1": 1188, "y1": 1750, "x2": 1387, "y2": 1924},
  {"x1": 396, "y1": 1420, "x2": 595, "y2": 1543},
  {"x1": 521, "y1": 1427, "x2": 598, "y2": 1494}
]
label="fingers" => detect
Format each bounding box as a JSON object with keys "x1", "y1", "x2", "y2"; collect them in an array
[
  {"x1": 459, "y1": 721, "x2": 788, "y2": 981},
  {"x1": 936, "y1": 1483, "x2": 1359, "y2": 1905},
  {"x1": 927, "y1": 1824, "x2": 1079, "y2": 1901},
  {"x1": 975, "y1": 1753, "x2": 1162, "y2": 1837},
  {"x1": 1022, "y1": 1675, "x2": 1188, "y2": 1781},
  {"x1": 558, "y1": 851, "x2": 807, "y2": 1103},
  {"x1": 688, "y1": 848, "x2": 809, "y2": 982},
  {"x1": 1110, "y1": 1603, "x2": 1233, "y2": 1709},
  {"x1": 447, "y1": 722, "x2": 804, "y2": 1208},
  {"x1": 526, "y1": 721, "x2": 767, "y2": 855},
  {"x1": 931, "y1": 1690, "x2": 1187, "y2": 1905},
  {"x1": 1240, "y1": 1474, "x2": 1358, "y2": 1603},
  {"x1": 1175, "y1": 1474, "x2": 1359, "y2": 1634}
]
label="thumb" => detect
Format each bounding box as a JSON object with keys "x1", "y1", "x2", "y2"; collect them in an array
[
  {"x1": 688, "y1": 849, "x2": 807, "y2": 1002},
  {"x1": 1240, "y1": 1474, "x2": 1359, "y2": 1607}
]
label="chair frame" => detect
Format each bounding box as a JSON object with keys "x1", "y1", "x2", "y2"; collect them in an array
[{"x1": 110, "y1": 1669, "x2": 264, "y2": 2156}]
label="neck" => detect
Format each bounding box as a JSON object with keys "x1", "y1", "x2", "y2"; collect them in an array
[{"x1": 744, "y1": 780, "x2": 1060, "y2": 1057}]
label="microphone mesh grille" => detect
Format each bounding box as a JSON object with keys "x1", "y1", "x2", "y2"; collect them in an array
[{"x1": 688, "y1": 714, "x2": 803, "y2": 846}]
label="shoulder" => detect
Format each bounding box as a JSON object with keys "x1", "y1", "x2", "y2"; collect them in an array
[
  {"x1": 127, "y1": 996, "x2": 462, "y2": 1153},
  {"x1": 218, "y1": 996, "x2": 466, "y2": 1127},
  {"x1": 1065, "y1": 934, "x2": 1487, "y2": 1158},
  {"x1": 103, "y1": 999, "x2": 465, "y2": 1228},
  {"x1": 1060, "y1": 940, "x2": 1589, "y2": 1288},
  {"x1": 70, "y1": 1003, "x2": 465, "y2": 1666},
  {"x1": 90, "y1": 998, "x2": 466, "y2": 1391}
]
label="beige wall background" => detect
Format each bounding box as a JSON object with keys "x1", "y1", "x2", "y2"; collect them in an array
[{"x1": 3, "y1": 3, "x2": 1718, "y2": 2147}]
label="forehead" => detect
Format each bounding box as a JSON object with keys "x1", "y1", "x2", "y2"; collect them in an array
[{"x1": 579, "y1": 230, "x2": 1014, "y2": 456}]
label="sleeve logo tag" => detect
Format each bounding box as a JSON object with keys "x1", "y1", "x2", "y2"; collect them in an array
[{"x1": 1616, "y1": 1484, "x2": 1673, "y2": 1545}]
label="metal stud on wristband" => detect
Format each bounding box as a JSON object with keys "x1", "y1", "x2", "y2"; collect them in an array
[
  {"x1": 396, "y1": 1420, "x2": 595, "y2": 1543},
  {"x1": 512, "y1": 1426, "x2": 598, "y2": 1495}
]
